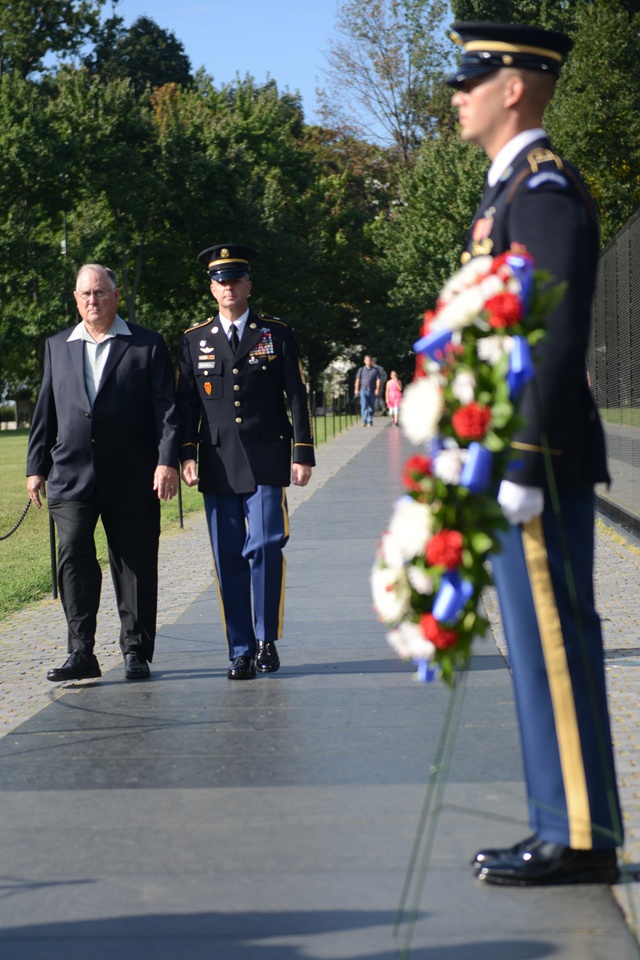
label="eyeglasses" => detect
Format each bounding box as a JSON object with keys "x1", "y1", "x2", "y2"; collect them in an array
[{"x1": 75, "y1": 289, "x2": 114, "y2": 302}]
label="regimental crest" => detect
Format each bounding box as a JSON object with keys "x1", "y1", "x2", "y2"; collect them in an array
[{"x1": 204, "y1": 382, "x2": 212, "y2": 395}]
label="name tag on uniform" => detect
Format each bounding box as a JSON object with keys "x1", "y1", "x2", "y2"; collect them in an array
[{"x1": 198, "y1": 361, "x2": 215, "y2": 370}]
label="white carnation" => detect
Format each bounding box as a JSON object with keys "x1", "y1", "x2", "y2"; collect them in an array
[
  {"x1": 399, "y1": 378, "x2": 443, "y2": 445},
  {"x1": 387, "y1": 621, "x2": 436, "y2": 661},
  {"x1": 451, "y1": 370, "x2": 476, "y2": 404},
  {"x1": 433, "y1": 446, "x2": 468, "y2": 485},
  {"x1": 439, "y1": 256, "x2": 493, "y2": 304},
  {"x1": 371, "y1": 564, "x2": 411, "y2": 624},
  {"x1": 406, "y1": 565, "x2": 434, "y2": 595},
  {"x1": 379, "y1": 530, "x2": 406, "y2": 570},
  {"x1": 477, "y1": 334, "x2": 514, "y2": 366},
  {"x1": 387, "y1": 496, "x2": 434, "y2": 560}
]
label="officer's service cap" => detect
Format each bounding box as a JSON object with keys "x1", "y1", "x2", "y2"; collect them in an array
[
  {"x1": 198, "y1": 243, "x2": 257, "y2": 281},
  {"x1": 446, "y1": 21, "x2": 573, "y2": 89}
]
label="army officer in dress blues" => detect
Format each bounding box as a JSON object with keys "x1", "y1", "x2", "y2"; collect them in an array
[
  {"x1": 176, "y1": 244, "x2": 315, "y2": 679},
  {"x1": 448, "y1": 23, "x2": 622, "y2": 885}
]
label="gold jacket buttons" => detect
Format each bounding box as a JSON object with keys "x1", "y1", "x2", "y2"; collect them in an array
[
  {"x1": 233, "y1": 368, "x2": 239, "y2": 375},
  {"x1": 233, "y1": 384, "x2": 240, "y2": 391},
  {"x1": 234, "y1": 400, "x2": 241, "y2": 407},
  {"x1": 235, "y1": 417, "x2": 242, "y2": 423}
]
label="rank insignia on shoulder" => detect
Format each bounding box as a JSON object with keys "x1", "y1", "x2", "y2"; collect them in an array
[{"x1": 527, "y1": 171, "x2": 569, "y2": 190}]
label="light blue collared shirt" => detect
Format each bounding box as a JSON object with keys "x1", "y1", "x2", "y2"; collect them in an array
[{"x1": 67, "y1": 314, "x2": 131, "y2": 408}]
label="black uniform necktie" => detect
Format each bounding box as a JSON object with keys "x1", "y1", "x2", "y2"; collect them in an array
[{"x1": 229, "y1": 323, "x2": 239, "y2": 353}]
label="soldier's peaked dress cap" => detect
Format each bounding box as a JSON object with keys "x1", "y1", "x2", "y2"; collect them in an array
[
  {"x1": 447, "y1": 21, "x2": 573, "y2": 89},
  {"x1": 198, "y1": 243, "x2": 257, "y2": 281}
]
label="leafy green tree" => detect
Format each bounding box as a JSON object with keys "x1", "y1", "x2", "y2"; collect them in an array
[
  {"x1": 371, "y1": 131, "x2": 487, "y2": 369},
  {"x1": 84, "y1": 14, "x2": 193, "y2": 93},
  {"x1": 0, "y1": 0, "x2": 104, "y2": 78},
  {"x1": 0, "y1": 72, "x2": 73, "y2": 399},
  {"x1": 545, "y1": 0, "x2": 640, "y2": 243}
]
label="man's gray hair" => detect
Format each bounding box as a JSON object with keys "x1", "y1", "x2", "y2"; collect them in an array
[{"x1": 76, "y1": 263, "x2": 117, "y2": 289}]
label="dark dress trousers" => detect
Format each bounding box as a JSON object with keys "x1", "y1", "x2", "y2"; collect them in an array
[
  {"x1": 26, "y1": 321, "x2": 179, "y2": 660},
  {"x1": 466, "y1": 138, "x2": 622, "y2": 850},
  {"x1": 176, "y1": 310, "x2": 315, "y2": 659}
]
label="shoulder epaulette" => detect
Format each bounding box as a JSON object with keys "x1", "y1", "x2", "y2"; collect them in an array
[
  {"x1": 184, "y1": 316, "x2": 214, "y2": 334},
  {"x1": 526, "y1": 148, "x2": 563, "y2": 173},
  {"x1": 258, "y1": 312, "x2": 287, "y2": 328}
]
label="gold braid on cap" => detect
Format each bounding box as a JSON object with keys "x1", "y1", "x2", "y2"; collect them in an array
[
  {"x1": 463, "y1": 40, "x2": 564, "y2": 62},
  {"x1": 208, "y1": 258, "x2": 249, "y2": 269}
]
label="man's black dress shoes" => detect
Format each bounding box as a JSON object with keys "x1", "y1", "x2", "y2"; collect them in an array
[
  {"x1": 124, "y1": 651, "x2": 150, "y2": 680},
  {"x1": 256, "y1": 641, "x2": 280, "y2": 673},
  {"x1": 47, "y1": 651, "x2": 101, "y2": 682},
  {"x1": 472, "y1": 833, "x2": 538, "y2": 866},
  {"x1": 474, "y1": 838, "x2": 618, "y2": 886},
  {"x1": 227, "y1": 655, "x2": 256, "y2": 680}
]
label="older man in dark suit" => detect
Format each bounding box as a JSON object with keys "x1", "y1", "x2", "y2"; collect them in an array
[
  {"x1": 176, "y1": 243, "x2": 315, "y2": 680},
  {"x1": 27, "y1": 263, "x2": 179, "y2": 682},
  {"x1": 447, "y1": 22, "x2": 622, "y2": 886}
]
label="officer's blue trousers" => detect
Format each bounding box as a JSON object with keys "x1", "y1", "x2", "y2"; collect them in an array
[
  {"x1": 204, "y1": 486, "x2": 290, "y2": 660},
  {"x1": 491, "y1": 487, "x2": 622, "y2": 850}
]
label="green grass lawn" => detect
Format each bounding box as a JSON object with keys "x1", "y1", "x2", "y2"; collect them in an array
[
  {"x1": 0, "y1": 411, "x2": 359, "y2": 621},
  {"x1": 599, "y1": 408, "x2": 640, "y2": 427}
]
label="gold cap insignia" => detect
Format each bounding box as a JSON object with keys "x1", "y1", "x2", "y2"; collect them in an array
[{"x1": 221, "y1": 248, "x2": 229, "y2": 259}]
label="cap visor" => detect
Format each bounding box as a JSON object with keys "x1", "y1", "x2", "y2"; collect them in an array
[{"x1": 446, "y1": 64, "x2": 498, "y2": 88}]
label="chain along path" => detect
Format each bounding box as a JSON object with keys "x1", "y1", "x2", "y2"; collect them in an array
[{"x1": 0, "y1": 417, "x2": 639, "y2": 958}]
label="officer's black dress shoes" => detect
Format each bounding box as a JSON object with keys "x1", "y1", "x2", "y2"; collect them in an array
[
  {"x1": 475, "y1": 838, "x2": 619, "y2": 886},
  {"x1": 227, "y1": 655, "x2": 256, "y2": 680},
  {"x1": 47, "y1": 651, "x2": 101, "y2": 682},
  {"x1": 256, "y1": 641, "x2": 280, "y2": 673},
  {"x1": 124, "y1": 651, "x2": 150, "y2": 680},
  {"x1": 472, "y1": 833, "x2": 538, "y2": 866}
]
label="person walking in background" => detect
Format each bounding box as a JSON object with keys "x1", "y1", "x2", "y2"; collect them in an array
[
  {"x1": 354, "y1": 355, "x2": 380, "y2": 426},
  {"x1": 26, "y1": 264, "x2": 179, "y2": 683},
  {"x1": 176, "y1": 243, "x2": 315, "y2": 680},
  {"x1": 448, "y1": 21, "x2": 622, "y2": 886},
  {"x1": 385, "y1": 370, "x2": 403, "y2": 426},
  {"x1": 372, "y1": 357, "x2": 388, "y2": 415}
]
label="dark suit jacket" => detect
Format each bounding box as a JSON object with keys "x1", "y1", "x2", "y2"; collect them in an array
[
  {"x1": 27, "y1": 320, "x2": 179, "y2": 500},
  {"x1": 176, "y1": 309, "x2": 315, "y2": 494},
  {"x1": 464, "y1": 137, "x2": 609, "y2": 491}
]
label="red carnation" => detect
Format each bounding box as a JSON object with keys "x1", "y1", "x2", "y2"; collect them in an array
[
  {"x1": 485, "y1": 291, "x2": 523, "y2": 329},
  {"x1": 451, "y1": 401, "x2": 491, "y2": 440},
  {"x1": 425, "y1": 529, "x2": 464, "y2": 569},
  {"x1": 421, "y1": 309, "x2": 436, "y2": 335},
  {"x1": 403, "y1": 454, "x2": 432, "y2": 492},
  {"x1": 420, "y1": 613, "x2": 458, "y2": 649}
]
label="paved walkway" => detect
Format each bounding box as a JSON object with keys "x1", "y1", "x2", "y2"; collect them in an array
[{"x1": 0, "y1": 418, "x2": 639, "y2": 958}]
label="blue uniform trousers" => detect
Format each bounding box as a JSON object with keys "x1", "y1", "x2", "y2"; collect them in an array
[
  {"x1": 491, "y1": 487, "x2": 622, "y2": 850},
  {"x1": 204, "y1": 486, "x2": 290, "y2": 660}
]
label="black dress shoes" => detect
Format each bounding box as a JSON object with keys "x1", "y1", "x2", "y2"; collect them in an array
[
  {"x1": 475, "y1": 838, "x2": 619, "y2": 886},
  {"x1": 227, "y1": 655, "x2": 256, "y2": 680},
  {"x1": 47, "y1": 651, "x2": 101, "y2": 682},
  {"x1": 472, "y1": 833, "x2": 538, "y2": 866},
  {"x1": 124, "y1": 651, "x2": 151, "y2": 680},
  {"x1": 256, "y1": 641, "x2": 280, "y2": 673}
]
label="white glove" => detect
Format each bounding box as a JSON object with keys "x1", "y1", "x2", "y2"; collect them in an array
[{"x1": 497, "y1": 480, "x2": 544, "y2": 525}]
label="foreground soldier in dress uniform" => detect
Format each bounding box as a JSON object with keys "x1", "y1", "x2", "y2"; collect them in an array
[
  {"x1": 447, "y1": 22, "x2": 622, "y2": 885},
  {"x1": 176, "y1": 244, "x2": 315, "y2": 679}
]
